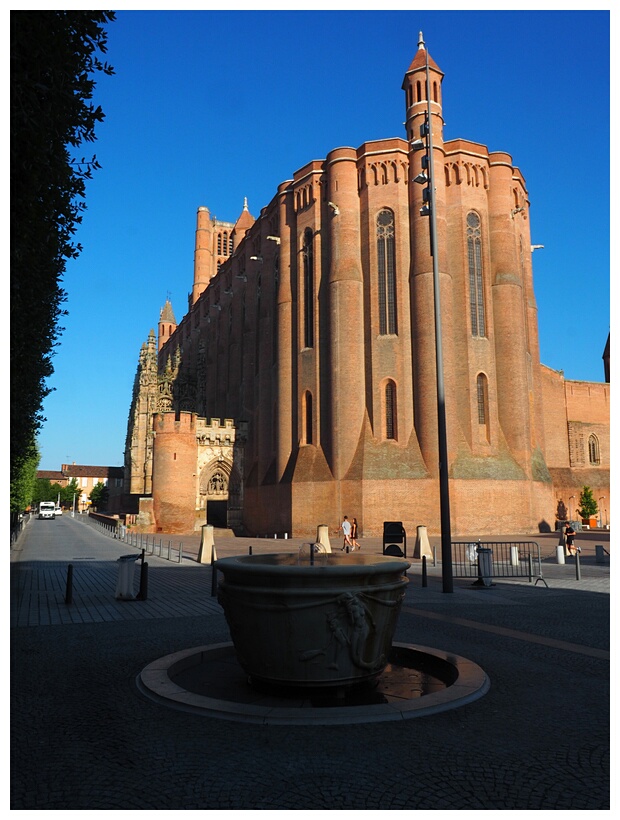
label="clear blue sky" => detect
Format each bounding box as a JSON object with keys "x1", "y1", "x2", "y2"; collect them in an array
[{"x1": 36, "y1": 8, "x2": 611, "y2": 470}]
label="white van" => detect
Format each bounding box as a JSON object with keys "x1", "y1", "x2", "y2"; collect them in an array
[{"x1": 38, "y1": 501, "x2": 56, "y2": 520}]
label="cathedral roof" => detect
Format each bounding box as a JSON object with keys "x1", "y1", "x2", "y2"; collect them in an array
[{"x1": 160, "y1": 299, "x2": 176, "y2": 323}]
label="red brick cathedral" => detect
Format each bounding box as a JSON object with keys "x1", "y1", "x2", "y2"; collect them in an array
[{"x1": 124, "y1": 37, "x2": 609, "y2": 536}]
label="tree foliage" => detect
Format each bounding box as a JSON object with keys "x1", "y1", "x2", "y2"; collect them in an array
[
  {"x1": 61, "y1": 478, "x2": 80, "y2": 507},
  {"x1": 10, "y1": 11, "x2": 115, "y2": 483},
  {"x1": 10, "y1": 437, "x2": 39, "y2": 512},
  {"x1": 89, "y1": 481, "x2": 109, "y2": 510},
  {"x1": 577, "y1": 485, "x2": 598, "y2": 519}
]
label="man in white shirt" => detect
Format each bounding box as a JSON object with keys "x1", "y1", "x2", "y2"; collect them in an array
[{"x1": 340, "y1": 516, "x2": 353, "y2": 551}]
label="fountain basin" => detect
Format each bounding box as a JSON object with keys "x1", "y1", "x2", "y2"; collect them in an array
[{"x1": 215, "y1": 552, "x2": 410, "y2": 688}]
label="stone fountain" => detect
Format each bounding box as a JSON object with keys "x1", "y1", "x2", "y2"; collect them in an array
[
  {"x1": 136, "y1": 545, "x2": 489, "y2": 724},
  {"x1": 215, "y1": 550, "x2": 410, "y2": 689}
]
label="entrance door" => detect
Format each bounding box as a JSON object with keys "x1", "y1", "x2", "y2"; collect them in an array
[{"x1": 206, "y1": 499, "x2": 228, "y2": 528}]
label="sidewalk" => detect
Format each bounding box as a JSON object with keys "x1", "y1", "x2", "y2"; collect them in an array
[{"x1": 11, "y1": 515, "x2": 609, "y2": 810}]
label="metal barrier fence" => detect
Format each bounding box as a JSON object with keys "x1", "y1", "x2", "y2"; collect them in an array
[
  {"x1": 10, "y1": 512, "x2": 31, "y2": 546},
  {"x1": 452, "y1": 541, "x2": 546, "y2": 586},
  {"x1": 89, "y1": 517, "x2": 183, "y2": 564}
]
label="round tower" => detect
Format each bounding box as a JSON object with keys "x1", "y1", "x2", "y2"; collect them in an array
[
  {"x1": 191, "y1": 206, "x2": 214, "y2": 305},
  {"x1": 488, "y1": 154, "x2": 533, "y2": 472},
  {"x1": 325, "y1": 146, "x2": 365, "y2": 480},
  {"x1": 152, "y1": 411, "x2": 198, "y2": 534},
  {"x1": 276, "y1": 181, "x2": 294, "y2": 482}
]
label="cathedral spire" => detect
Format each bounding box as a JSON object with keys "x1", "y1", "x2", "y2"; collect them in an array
[
  {"x1": 231, "y1": 196, "x2": 255, "y2": 252},
  {"x1": 158, "y1": 298, "x2": 177, "y2": 351}
]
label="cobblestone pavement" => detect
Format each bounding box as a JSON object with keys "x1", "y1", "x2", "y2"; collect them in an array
[{"x1": 11, "y1": 516, "x2": 609, "y2": 810}]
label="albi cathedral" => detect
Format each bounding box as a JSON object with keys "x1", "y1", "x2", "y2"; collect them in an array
[{"x1": 124, "y1": 37, "x2": 609, "y2": 536}]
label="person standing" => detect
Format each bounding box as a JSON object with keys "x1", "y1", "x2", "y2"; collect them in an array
[
  {"x1": 340, "y1": 516, "x2": 353, "y2": 550},
  {"x1": 351, "y1": 517, "x2": 361, "y2": 550}
]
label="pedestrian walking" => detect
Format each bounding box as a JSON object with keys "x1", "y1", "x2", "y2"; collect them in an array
[
  {"x1": 565, "y1": 522, "x2": 579, "y2": 556},
  {"x1": 340, "y1": 516, "x2": 353, "y2": 550},
  {"x1": 351, "y1": 517, "x2": 361, "y2": 550}
]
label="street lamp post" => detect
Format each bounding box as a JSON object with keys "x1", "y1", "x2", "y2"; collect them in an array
[
  {"x1": 598, "y1": 497, "x2": 605, "y2": 529},
  {"x1": 412, "y1": 33, "x2": 453, "y2": 592}
]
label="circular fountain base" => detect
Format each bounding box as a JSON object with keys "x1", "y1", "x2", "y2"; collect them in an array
[{"x1": 136, "y1": 642, "x2": 489, "y2": 725}]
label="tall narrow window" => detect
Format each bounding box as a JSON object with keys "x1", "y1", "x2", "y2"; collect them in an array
[
  {"x1": 476, "y1": 374, "x2": 487, "y2": 424},
  {"x1": 255, "y1": 270, "x2": 262, "y2": 375},
  {"x1": 467, "y1": 212, "x2": 486, "y2": 337},
  {"x1": 302, "y1": 228, "x2": 314, "y2": 348},
  {"x1": 588, "y1": 434, "x2": 600, "y2": 465},
  {"x1": 272, "y1": 254, "x2": 279, "y2": 364},
  {"x1": 304, "y1": 391, "x2": 313, "y2": 444},
  {"x1": 476, "y1": 373, "x2": 490, "y2": 441},
  {"x1": 385, "y1": 380, "x2": 397, "y2": 440},
  {"x1": 377, "y1": 209, "x2": 397, "y2": 335}
]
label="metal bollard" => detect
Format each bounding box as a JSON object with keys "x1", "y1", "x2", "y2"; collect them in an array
[
  {"x1": 249, "y1": 545, "x2": 252, "y2": 555},
  {"x1": 136, "y1": 562, "x2": 148, "y2": 600},
  {"x1": 65, "y1": 564, "x2": 73, "y2": 605},
  {"x1": 575, "y1": 550, "x2": 581, "y2": 581},
  {"x1": 210, "y1": 547, "x2": 218, "y2": 597},
  {"x1": 422, "y1": 555, "x2": 427, "y2": 587},
  {"x1": 433, "y1": 546, "x2": 437, "y2": 567}
]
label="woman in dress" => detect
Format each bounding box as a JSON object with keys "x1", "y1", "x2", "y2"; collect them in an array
[{"x1": 351, "y1": 518, "x2": 361, "y2": 551}]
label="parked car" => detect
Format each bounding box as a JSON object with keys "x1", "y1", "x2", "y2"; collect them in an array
[{"x1": 55, "y1": 507, "x2": 62, "y2": 516}]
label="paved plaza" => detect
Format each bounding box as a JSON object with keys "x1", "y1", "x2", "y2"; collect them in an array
[{"x1": 11, "y1": 514, "x2": 609, "y2": 810}]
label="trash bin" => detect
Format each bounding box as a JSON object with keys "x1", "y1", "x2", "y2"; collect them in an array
[
  {"x1": 477, "y1": 546, "x2": 493, "y2": 587},
  {"x1": 466, "y1": 543, "x2": 478, "y2": 563},
  {"x1": 115, "y1": 554, "x2": 140, "y2": 600}
]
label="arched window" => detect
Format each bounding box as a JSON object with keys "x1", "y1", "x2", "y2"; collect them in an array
[
  {"x1": 467, "y1": 212, "x2": 486, "y2": 337},
  {"x1": 304, "y1": 391, "x2": 313, "y2": 445},
  {"x1": 416, "y1": 80, "x2": 421, "y2": 102},
  {"x1": 385, "y1": 380, "x2": 397, "y2": 440},
  {"x1": 302, "y1": 228, "x2": 314, "y2": 348},
  {"x1": 377, "y1": 209, "x2": 397, "y2": 335},
  {"x1": 476, "y1": 373, "x2": 490, "y2": 441},
  {"x1": 588, "y1": 434, "x2": 600, "y2": 465}
]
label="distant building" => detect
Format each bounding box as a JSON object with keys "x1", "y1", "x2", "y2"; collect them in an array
[
  {"x1": 37, "y1": 463, "x2": 124, "y2": 513},
  {"x1": 124, "y1": 38, "x2": 610, "y2": 536}
]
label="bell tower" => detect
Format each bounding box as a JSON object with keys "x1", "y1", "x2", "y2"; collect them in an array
[{"x1": 403, "y1": 33, "x2": 461, "y2": 477}]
